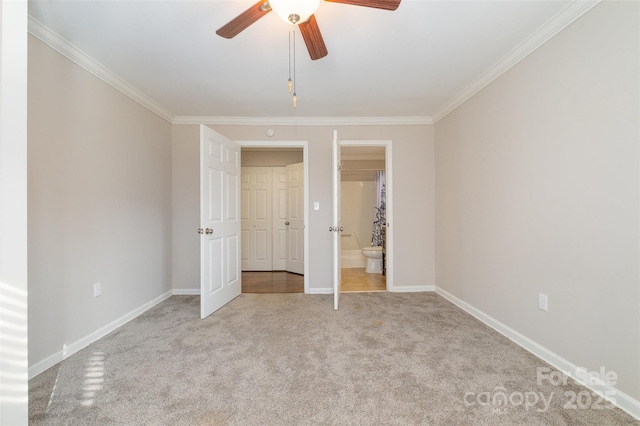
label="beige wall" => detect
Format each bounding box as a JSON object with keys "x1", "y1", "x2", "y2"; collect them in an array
[
  {"x1": 241, "y1": 150, "x2": 303, "y2": 167},
  {"x1": 435, "y1": 1, "x2": 639, "y2": 400},
  {"x1": 171, "y1": 124, "x2": 435, "y2": 291},
  {"x1": 28, "y1": 36, "x2": 173, "y2": 366},
  {"x1": 341, "y1": 181, "x2": 376, "y2": 249},
  {"x1": 171, "y1": 125, "x2": 201, "y2": 291},
  {"x1": 341, "y1": 160, "x2": 385, "y2": 182}
]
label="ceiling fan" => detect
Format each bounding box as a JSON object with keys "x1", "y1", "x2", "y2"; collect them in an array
[{"x1": 216, "y1": 0, "x2": 401, "y2": 60}]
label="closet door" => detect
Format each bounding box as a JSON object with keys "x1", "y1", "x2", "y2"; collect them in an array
[
  {"x1": 286, "y1": 162, "x2": 304, "y2": 275},
  {"x1": 272, "y1": 167, "x2": 288, "y2": 270},
  {"x1": 240, "y1": 167, "x2": 272, "y2": 271}
]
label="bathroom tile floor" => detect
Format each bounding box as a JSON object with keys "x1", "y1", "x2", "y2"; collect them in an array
[{"x1": 341, "y1": 268, "x2": 386, "y2": 292}]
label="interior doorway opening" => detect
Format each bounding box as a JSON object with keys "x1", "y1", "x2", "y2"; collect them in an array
[
  {"x1": 339, "y1": 144, "x2": 390, "y2": 293},
  {"x1": 239, "y1": 144, "x2": 308, "y2": 294}
]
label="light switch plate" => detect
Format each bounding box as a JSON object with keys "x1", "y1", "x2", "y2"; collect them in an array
[
  {"x1": 539, "y1": 293, "x2": 548, "y2": 311},
  {"x1": 313, "y1": 202, "x2": 319, "y2": 211}
]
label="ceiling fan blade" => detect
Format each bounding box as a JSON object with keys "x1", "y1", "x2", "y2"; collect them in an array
[
  {"x1": 216, "y1": 1, "x2": 272, "y2": 39},
  {"x1": 299, "y1": 15, "x2": 328, "y2": 61},
  {"x1": 325, "y1": 0, "x2": 400, "y2": 11}
]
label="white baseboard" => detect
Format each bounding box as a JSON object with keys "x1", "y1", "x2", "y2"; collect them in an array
[
  {"x1": 435, "y1": 286, "x2": 640, "y2": 420},
  {"x1": 29, "y1": 290, "x2": 173, "y2": 379},
  {"x1": 172, "y1": 288, "x2": 200, "y2": 295},
  {"x1": 390, "y1": 285, "x2": 435, "y2": 293},
  {"x1": 309, "y1": 287, "x2": 333, "y2": 294},
  {"x1": 29, "y1": 351, "x2": 64, "y2": 380}
]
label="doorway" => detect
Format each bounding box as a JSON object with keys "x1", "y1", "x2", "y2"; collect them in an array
[
  {"x1": 239, "y1": 142, "x2": 309, "y2": 294},
  {"x1": 338, "y1": 142, "x2": 392, "y2": 293}
]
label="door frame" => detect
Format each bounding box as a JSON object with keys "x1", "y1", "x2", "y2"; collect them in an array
[
  {"x1": 338, "y1": 139, "x2": 393, "y2": 291},
  {"x1": 239, "y1": 140, "x2": 310, "y2": 294}
]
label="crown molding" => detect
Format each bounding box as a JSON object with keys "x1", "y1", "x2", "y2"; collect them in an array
[
  {"x1": 27, "y1": 18, "x2": 429, "y2": 128},
  {"x1": 30, "y1": 0, "x2": 598, "y2": 128},
  {"x1": 172, "y1": 115, "x2": 433, "y2": 126},
  {"x1": 28, "y1": 17, "x2": 175, "y2": 123},
  {"x1": 432, "y1": 0, "x2": 601, "y2": 123}
]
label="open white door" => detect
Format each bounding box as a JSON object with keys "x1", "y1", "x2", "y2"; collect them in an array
[
  {"x1": 200, "y1": 125, "x2": 241, "y2": 319},
  {"x1": 286, "y1": 162, "x2": 304, "y2": 274},
  {"x1": 332, "y1": 131, "x2": 342, "y2": 310}
]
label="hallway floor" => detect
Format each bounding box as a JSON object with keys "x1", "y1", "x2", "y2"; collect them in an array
[{"x1": 242, "y1": 271, "x2": 304, "y2": 293}]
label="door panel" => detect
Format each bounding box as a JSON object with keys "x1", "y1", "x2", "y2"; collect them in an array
[
  {"x1": 241, "y1": 229, "x2": 250, "y2": 262},
  {"x1": 207, "y1": 237, "x2": 223, "y2": 293},
  {"x1": 286, "y1": 162, "x2": 304, "y2": 274},
  {"x1": 227, "y1": 235, "x2": 239, "y2": 283},
  {"x1": 255, "y1": 189, "x2": 268, "y2": 220},
  {"x1": 200, "y1": 126, "x2": 241, "y2": 319},
  {"x1": 256, "y1": 230, "x2": 268, "y2": 260},
  {"x1": 289, "y1": 229, "x2": 300, "y2": 261},
  {"x1": 208, "y1": 168, "x2": 223, "y2": 221}
]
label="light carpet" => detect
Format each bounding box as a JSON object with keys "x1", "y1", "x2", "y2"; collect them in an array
[{"x1": 29, "y1": 293, "x2": 638, "y2": 425}]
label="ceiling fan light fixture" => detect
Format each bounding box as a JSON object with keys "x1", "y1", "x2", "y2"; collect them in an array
[{"x1": 269, "y1": 0, "x2": 319, "y2": 25}]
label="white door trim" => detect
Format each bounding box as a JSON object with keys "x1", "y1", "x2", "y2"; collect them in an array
[
  {"x1": 338, "y1": 139, "x2": 393, "y2": 291},
  {"x1": 239, "y1": 141, "x2": 309, "y2": 294},
  {"x1": 332, "y1": 131, "x2": 341, "y2": 310},
  {"x1": 0, "y1": 1, "x2": 29, "y2": 422}
]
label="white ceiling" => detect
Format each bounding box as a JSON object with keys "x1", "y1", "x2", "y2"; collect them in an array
[{"x1": 28, "y1": 0, "x2": 578, "y2": 120}]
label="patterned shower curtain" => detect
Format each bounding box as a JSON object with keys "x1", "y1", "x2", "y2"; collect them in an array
[{"x1": 371, "y1": 171, "x2": 386, "y2": 247}]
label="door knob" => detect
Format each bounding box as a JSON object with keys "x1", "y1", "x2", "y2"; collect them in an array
[
  {"x1": 285, "y1": 221, "x2": 290, "y2": 225},
  {"x1": 197, "y1": 228, "x2": 204, "y2": 234},
  {"x1": 205, "y1": 228, "x2": 213, "y2": 235}
]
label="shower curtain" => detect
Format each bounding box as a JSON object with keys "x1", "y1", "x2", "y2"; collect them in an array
[{"x1": 371, "y1": 171, "x2": 386, "y2": 247}]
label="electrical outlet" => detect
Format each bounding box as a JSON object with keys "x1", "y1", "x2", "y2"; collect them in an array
[
  {"x1": 94, "y1": 282, "x2": 101, "y2": 297},
  {"x1": 539, "y1": 293, "x2": 548, "y2": 311}
]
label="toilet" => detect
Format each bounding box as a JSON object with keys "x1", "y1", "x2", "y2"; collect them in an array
[{"x1": 361, "y1": 246, "x2": 383, "y2": 273}]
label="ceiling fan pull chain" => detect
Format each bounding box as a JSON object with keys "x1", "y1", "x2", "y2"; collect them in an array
[
  {"x1": 288, "y1": 31, "x2": 293, "y2": 93},
  {"x1": 292, "y1": 30, "x2": 297, "y2": 108},
  {"x1": 292, "y1": 30, "x2": 298, "y2": 108}
]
